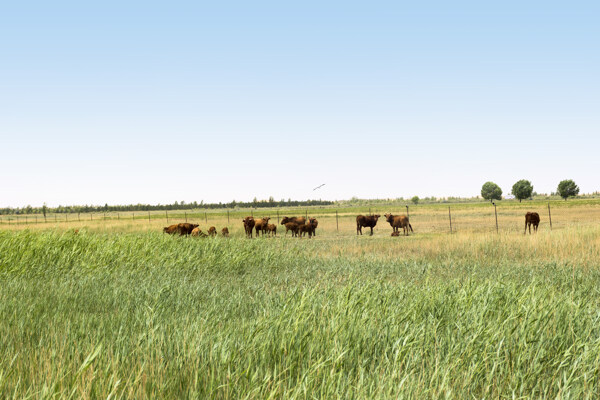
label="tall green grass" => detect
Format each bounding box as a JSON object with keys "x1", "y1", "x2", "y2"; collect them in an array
[{"x1": 1, "y1": 229, "x2": 600, "y2": 398}]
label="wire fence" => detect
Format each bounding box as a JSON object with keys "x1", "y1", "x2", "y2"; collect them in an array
[{"x1": 1, "y1": 202, "x2": 599, "y2": 236}]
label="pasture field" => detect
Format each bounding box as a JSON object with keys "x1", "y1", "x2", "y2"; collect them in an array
[{"x1": 1, "y1": 200, "x2": 600, "y2": 398}]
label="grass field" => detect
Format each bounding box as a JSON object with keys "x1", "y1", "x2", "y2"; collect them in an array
[{"x1": 1, "y1": 200, "x2": 600, "y2": 398}]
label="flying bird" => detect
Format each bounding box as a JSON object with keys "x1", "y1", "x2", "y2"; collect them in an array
[{"x1": 313, "y1": 183, "x2": 326, "y2": 191}]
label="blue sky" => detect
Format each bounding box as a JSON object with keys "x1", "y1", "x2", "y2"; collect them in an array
[{"x1": 1, "y1": 1, "x2": 598, "y2": 207}]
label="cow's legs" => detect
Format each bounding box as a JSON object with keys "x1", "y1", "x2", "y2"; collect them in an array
[{"x1": 370, "y1": 226, "x2": 374, "y2": 236}]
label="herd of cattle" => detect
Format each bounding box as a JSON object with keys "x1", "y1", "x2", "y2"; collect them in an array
[{"x1": 162, "y1": 211, "x2": 542, "y2": 237}]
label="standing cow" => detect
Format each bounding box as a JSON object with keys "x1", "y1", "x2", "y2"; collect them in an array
[
  {"x1": 356, "y1": 214, "x2": 380, "y2": 236},
  {"x1": 384, "y1": 213, "x2": 413, "y2": 236},
  {"x1": 525, "y1": 212, "x2": 540, "y2": 234},
  {"x1": 242, "y1": 217, "x2": 255, "y2": 238},
  {"x1": 254, "y1": 217, "x2": 271, "y2": 237}
]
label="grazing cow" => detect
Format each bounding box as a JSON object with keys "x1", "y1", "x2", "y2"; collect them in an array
[
  {"x1": 254, "y1": 217, "x2": 271, "y2": 237},
  {"x1": 280, "y1": 216, "x2": 306, "y2": 226},
  {"x1": 391, "y1": 231, "x2": 400, "y2": 237},
  {"x1": 191, "y1": 227, "x2": 207, "y2": 237},
  {"x1": 356, "y1": 214, "x2": 380, "y2": 236},
  {"x1": 284, "y1": 222, "x2": 299, "y2": 237},
  {"x1": 384, "y1": 213, "x2": 413, "y2": 236},
  {"x1": 221, "y1": 227, "x2": 229, "y2": 237},
  {"x1": 525, "y1": 212, "x2": 540, "y2": 234},
  {"x1": 164, "y1": 223, "x2": 199, "y2": 236},
  {"x1": 298, "y1": 218, "x2": 318, "y2": 238},
  {"x1": 266, "y1": 223, "x2": 277, "y2": 236},
  {"x1": 207, "y1": 226, "x2": 217, "y2": 237},
  {"x1": 163, "y1": 224, "x2": 179, "y2": 234},
  {"x1": 242, "y1": 217, "x2": 255, "y2": 238}
]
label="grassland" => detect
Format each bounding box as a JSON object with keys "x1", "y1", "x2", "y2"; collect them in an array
[{"x1": 1, "y1": 200, "x2": 600, "y2": 398}]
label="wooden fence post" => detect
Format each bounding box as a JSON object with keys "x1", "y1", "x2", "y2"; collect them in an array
[
  {"x1": 548, "y1": 202, "x2": 552, "y2": 231},
  {"x1": 205, "y1": 212, "x2": 207, "y2": 223},
  {"x1": 336, "y1": 210, "x2": 339, "y2": 232},
  {"x1": 227, "y1": 210, "x2": 230, "y2": 223},
  {"x1": 148, "y1": 211, "x2": 151, "y2": 223},
  {"x1": 448, "y1": 207, "x2": 452, "y2": 233},
  {"x1": 166, "y1": 210, "x2": 169, "y2": 223},
  {"x1": 185, "y1": 212, "x2": 187, "y2": 223},
  {"x1": 494, "y1": 203, "x2": 498, "y2": 233},
  {"x1": 78, "y1": 212, "x2": 81, "y2": 222},
  {"x1": 406, "y1": 205, "x2": 409, "y2": 219},
  {"x1": 277, "y1": 210, "x2": 279, "y2": 224}
]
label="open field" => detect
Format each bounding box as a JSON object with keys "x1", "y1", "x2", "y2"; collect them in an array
[
  {"x1": 1, "y1": 200, "x2": 600, "y2": 398},
  {"x1": 2, "y1": 199, "x2": 600, "y2": 236}
]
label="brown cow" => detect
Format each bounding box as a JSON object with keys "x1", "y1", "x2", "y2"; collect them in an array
[
  {"x1": 242, "y1": 217, "x2": 255, "y2": 238},
  {"x1": 384, "y1": 213, "x2": 413, "y2": 236},
  {"x1": 221, "y1": 227, "x2": 229, "y2": 237},
  {"x1": 191, "y1": 227, "x2": 207, "y2": 237},
  {"x1": 284, "y1": 222, "x2": 299, "y2": 237},
  {"x1": 254, "y1": 217, "x2": 271, "y2": 237},
  {"x1": 525, "y1": 212, "x2": 540, "y2": 234},
  {"x1": 207, "y1": 226, "x2": 217, "y2": 237},
  {"x1": 298, "y1": 218, "x2": 318, "y2": 238},
  {"x1": 164, "y1": 223, "x2": 199, "y2": 236},
  {"x1": 280, "y1": 216, "x2": 306, "y2": 226},
  {"x1": 266, "y1": 223, "x2": 277, "y2": 236},
  {"x1": 391, "y1": 231, "x2": 400, "y2": 237},
  {"x1": 356, "y1": 214, "x2": 380, "y2": 236},
  {"x1": 163, "y1": 224, "x2": 179, "y2": 234}
]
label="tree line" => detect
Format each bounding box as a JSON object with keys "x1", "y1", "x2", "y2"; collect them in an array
[
  {"x1": 0, "y1": 198, "x2": 334, "y2": 216},
  {"x1": 481, "y1": 179, "x2": 581, "y2": 202}
]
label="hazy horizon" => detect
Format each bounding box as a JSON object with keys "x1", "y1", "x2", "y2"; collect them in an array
[{"x1": 2, "y1": 1, "x2": 598, "y2": 208}]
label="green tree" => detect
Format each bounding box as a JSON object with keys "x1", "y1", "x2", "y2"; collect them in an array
[
  {"x1": 411, "y1": 196, "x2": 420, "y2": 205},
  {"x1": 511, "y1": 179, "x2": 533, "y2": 202},
  {"x1": 557, "y1": 179, "x2": 579, "y2": 200},
  {"x1": 481, "y1": 182, "x2": 502, "y2": 202}
]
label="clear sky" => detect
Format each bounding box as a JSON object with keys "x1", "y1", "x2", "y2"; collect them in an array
[{"x1": 1, "y1": 1, "x2": 598, "y2": 207}]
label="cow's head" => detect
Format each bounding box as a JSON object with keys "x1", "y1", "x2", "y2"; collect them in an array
[{"x1": 384, "y1": 213, "x2": 393, "y2": 222}]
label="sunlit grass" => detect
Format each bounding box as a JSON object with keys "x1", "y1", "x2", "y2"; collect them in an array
[{"x1": 1, "y1": 224, "x2": 600, "y2": 398}]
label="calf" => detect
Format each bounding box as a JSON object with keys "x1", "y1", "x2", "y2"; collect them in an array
[
  {"x1": 221, "y1": 227, "x2": 229, "y2": 237},
  {"x1": 191, "y1": 227, "x2": 207, "y2": 237},
  {"x1": 356, "y1": 214, "x2": 380, "y2": 236},
  {"x1": 284, "y1": 222, "x2": 299, "y2": 237},
  {"x1": 207, "y1": 226, "x2": 217, "y2": 237},
  {"x1": 298, "y1": 218, "x2": 318, "y2": 238},
  {"x1": 266, "y1": 223, "x2": 277, "y2": 236}
]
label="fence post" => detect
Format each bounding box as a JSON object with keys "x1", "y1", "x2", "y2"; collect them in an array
[
  {"x1": 118, "y1": 213, "x2": 120, "y2": 220},
  {"x1": 185, "y1": 211, "x2": 187, "y2": 223},
  {"x1": 336, "y1": 210, "x2": 339, "y2": 232},
  {"x1": 104, "y1": 213, "x2": 106, "y2": 221},
  {"x1": 44, "y1": 213, "x2": 47, "y2": 223},
  {"x1": 448, "y1": 207, "x2": 452, "y2": 234},
  {"x1": 494, "y1": 203, "x2": 498, "y2": 233},
  {"x1": 35, "y1": 215, "x2": 38, "y2": 224},
  {"x1": 277, "y1": 210, "x2": 279, "y2": 224},
  {"x1": 148, "y1": 211, "x2": 151, "y2": 223},
  {"x1": 305, "y1": 210, "x2": 308, "y2": 220},
  {"x1": 132, "y1": 212, "x2": 135, "y2": 220},
  {"x1": 369, "y1": 207, "x2": 371, "y2": 215},
  {"x1": 90, "y1": 213, "x2": 93, "y2": 221},
  {"x1": 78, "y1": 212, "x2": 81, "y2": 222},
  {"x1": 65, "y1": 214, "x2": 68, "y2": 222},
  {"x1": 406, "y1": 205, "x2": 409, "y2": 219},
  {"x1": 227, "y1": 210, "x2": 230, "y2": 224},
  {"x1": 205, "y1": 212, "x2": 207, "y2": 223},
  {"x1": 55, "y1": 215, "x2": 57, "y2": 223},
  {"x1": 548, "y1": 202, "x2": 552, "y2": 231},
  {"x1": 25, "y1": 215, "x2": 28, "y2": 224},
  {"x1": 166, "y1": 210, "x2": 169, "y2": 223}
]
